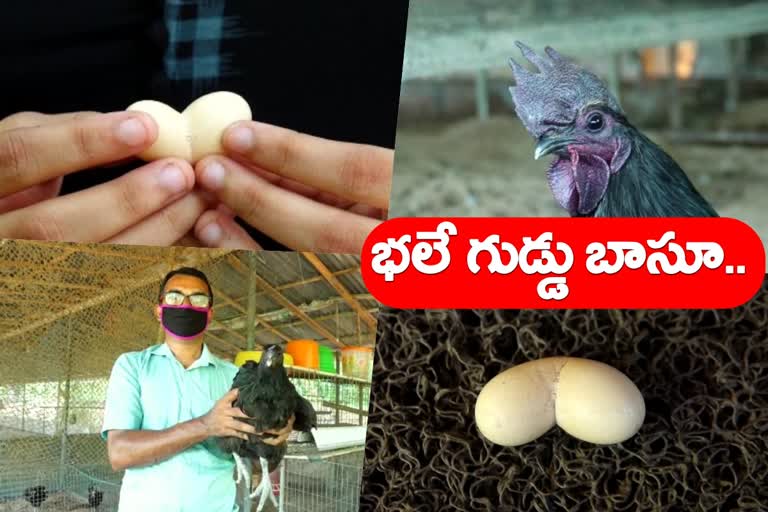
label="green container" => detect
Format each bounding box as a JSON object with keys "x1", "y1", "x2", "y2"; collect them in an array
[{"x1": 318, "y1": 345, "x2": 337, "y2": 373}]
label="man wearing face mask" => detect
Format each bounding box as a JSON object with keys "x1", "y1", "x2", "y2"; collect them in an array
[{"x1": 101, "y1": 267, "x2": 293, "y2": 511}]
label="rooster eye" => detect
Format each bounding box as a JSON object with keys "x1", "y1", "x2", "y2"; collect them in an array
[{"x1": 587, "y1": 112, "x2": 604, "y2": 132}]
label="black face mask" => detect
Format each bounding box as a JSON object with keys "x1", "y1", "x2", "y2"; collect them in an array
[{"x1": 160, "y1": 305, "x2": 209, "y2": 339}]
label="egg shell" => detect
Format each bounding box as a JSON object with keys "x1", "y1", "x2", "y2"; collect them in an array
[
  {"x1": 474, "y1": 357, "x2": 645, "y2": 447},
  {"x1": 127, "y1": 100, "x2": 191, "y2": 161},
  {"x1": 555, "y1": 358, "x2": 646, "y2": 444},
  {"x1": 126, "y1": 91, "x2": 253, "y2": 164},
  {"x1": 184, "y1": 91, "x2": 252, "y2": 162}
]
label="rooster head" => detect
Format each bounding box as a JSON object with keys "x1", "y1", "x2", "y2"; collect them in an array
[
  {"x1": 508, "y1": 41, "x2": 633, "y2": 216},
  {"x1": 261, "y1": 344, "x2": 285, "y2": 369}
]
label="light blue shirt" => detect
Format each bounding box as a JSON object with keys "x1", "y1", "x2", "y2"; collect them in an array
[{"x1": 101, "y1": 343, "x2": 239, "y2": 512}]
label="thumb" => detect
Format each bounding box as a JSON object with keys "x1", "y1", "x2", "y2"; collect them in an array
[{"x1": 222, "y1": 388, "x2": 239, "y2": 402}]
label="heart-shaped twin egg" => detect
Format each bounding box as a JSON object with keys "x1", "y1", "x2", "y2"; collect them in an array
[
  {"x1": 475, "y1": 357, "x2": 645, "y2": 446},
  {"x1": 127, "y1": 91, "x2": 253, "y2": 163}
]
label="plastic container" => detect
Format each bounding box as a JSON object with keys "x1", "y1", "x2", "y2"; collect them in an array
[
  {"x1": 341, "y1": 347, "x2": 373, "y2": 380},
  {"x1": 285, "y1": 339, "x2": 320, "y2": 369},
  {"x1": 318, "y1": 345, "x2": 337, "y2": 373},
  {"x1": 234, "y1": 350, "x2": 294, "y2": 368}
]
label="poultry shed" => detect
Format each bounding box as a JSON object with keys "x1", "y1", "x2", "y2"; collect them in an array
[{"x1": 0, "y1": 240, "x2": 376, "y2": 512}]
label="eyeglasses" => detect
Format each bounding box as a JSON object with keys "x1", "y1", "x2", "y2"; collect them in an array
[{"x1": 161, "y1": 291, "x2": 211, "y2": 308}]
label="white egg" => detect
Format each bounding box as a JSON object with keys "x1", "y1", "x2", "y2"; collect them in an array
[
  {"x1": 474, "y1": 357, "x2": 645, "y2": 446},
  {"x1": 127, "y1": 91, "x2": 253, "y2": 164}
]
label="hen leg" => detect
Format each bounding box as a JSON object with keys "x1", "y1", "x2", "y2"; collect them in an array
[
  {"x1": 249, "y1": 457, "x2": 278, "y2": 511},
  {"x1": 232, "y1": 452, "x2": 251, "y2": 489}
]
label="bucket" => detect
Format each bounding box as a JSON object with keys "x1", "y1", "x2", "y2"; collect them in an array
[
  {"x1": 318, "y1": 345, "x2": 337, "y2": 373},
  {"x1": 234, "y1": 350, "x2": 294, "y2": 368},
  {"x1": 341, "y1": 347, "x2": 373, "y2": 380},
  {"x1": 285, "y1": 339, "x2": 320, "y2": 369}
]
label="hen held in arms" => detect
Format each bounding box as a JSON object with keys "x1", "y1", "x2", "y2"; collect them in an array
[
  {"x1": 508, "y1": 41, "x2": 718, "y2": 218},
  {"x1": 217, "y1": 344, "x2": 318, "y2": 512}
]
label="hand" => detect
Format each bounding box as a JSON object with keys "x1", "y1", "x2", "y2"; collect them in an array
[
  {"x1": 259, "y1": 414, "x2": 295, "y2": 447},
  {"x1": 0, "y1": 111, "x2": 206, "y2": 245},
  {"x1": 200, "y1": 389, "x2": 258, "y2": 440},
  {"x1": 192, "y1": 121, "x2": 392, "y2": 253}
]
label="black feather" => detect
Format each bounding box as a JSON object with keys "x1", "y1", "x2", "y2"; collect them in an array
[
  {"x1": 87, "y1": 485, "x2": 103, "y2": 509},
  {"x1": 216, "y1": 349, "x2": 317, "y2": 475},
  {"x1": 593, "y1": 126, "x2": 719, "y2": 218},
  {"x1": 23, "y1": 486, "x2": 47, "y2": 508}
]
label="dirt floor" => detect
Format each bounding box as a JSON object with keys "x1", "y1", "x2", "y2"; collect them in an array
[{"x1": 390, "y1": 100, "x2": 768, "y2": 265}]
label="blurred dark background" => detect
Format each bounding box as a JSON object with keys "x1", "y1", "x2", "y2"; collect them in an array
[{"x1": 0, "y1": 1, "x2": 410, "y2": 249}]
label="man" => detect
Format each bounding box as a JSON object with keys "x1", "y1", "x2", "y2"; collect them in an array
[
  {"x1": 0, "y1": 2, "x2": 405, "y2": 253},
  {"x1": 102, "y1": 267, "x2": 292, "y2": 511}
]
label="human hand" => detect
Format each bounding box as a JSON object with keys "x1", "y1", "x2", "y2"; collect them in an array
[
  {"x1": 258, "y1": 414, "x2": 295, "y2": 447},
  {"x1": 200, "y1": 389, "x2": 258, "y2": 440},
  {"x1": 192, "y1": 121, "x2": 392, "y2": 253},
  {"x1": 0, "y1": 111, "x2": 206, "y2": 245}
]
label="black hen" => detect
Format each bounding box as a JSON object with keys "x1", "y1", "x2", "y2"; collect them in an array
[
  {"x1": 87, "y1": 485, "x2": 103, "y2": 510},
  {"x1": 217, "y1": 344, "x2": 317, "y2": 512},
  {"x1": 23, "y1": 485, "x2": 47, "y2": 509},
  {"x1": 508, "y1": 41, "x2": 718, "y2": 218}
]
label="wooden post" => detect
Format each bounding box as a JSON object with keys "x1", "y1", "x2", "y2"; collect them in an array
[
  {"x1": 334, "y1": 351, "x2": 341, "y2": 425},
  {"x1": 21, "y1": 383, "x2": 26, "y2": 432},
  {"x1": 474, "y1": 70, "x2": 490, "y2": 120},
  {"x1": 358, "y1": 383, "x2": 364, "y2": 426},
  {"x1": 430, "y1": 80, "x2": 446, "y2": 117},
  {"x1": 606, "y1": 52, "x2": 622, "y2": 107},
  {"x1": 59, "y1": 317, "x2": 73, "y2": 486},
  {"x1": 667, "y1": 43, "x2": 683, "y2": 130},
  {"x1": 725, "y1": 37, "x2": 747, "y2": 113},
  {"x1": 246, "y1": 253, "x2": 257, "y2": 352},
  {"x1": 335, "y1": 376, "x2": 341, "y2": 426}
]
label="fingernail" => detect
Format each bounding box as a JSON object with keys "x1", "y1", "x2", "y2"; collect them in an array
[
  {"x1": 157, "y1": 164, "x2": 187, "y2": 193},
  {"x1": 226, "y1": 125, "x2": 254, "y2": 152},
  {"x1": 201, "y1": 161, "x2": 226, "y2": 190},
  {"x1": 199, "y1": 222, "x2": 223, "y2": 246},
  {"x1": 115, "y1": 116, "x2": 148, "y2": 146}
]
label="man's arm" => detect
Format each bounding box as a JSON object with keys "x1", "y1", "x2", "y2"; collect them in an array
[
  {"x1": 107, "y1": 418, "x2": 207, "y2": 471},
  {"x1": 107, "y1": 388, "x2": 256, "y2": 471},
  {"x1": 102, "y1": 354, "x2": 257, "y2": 471}
]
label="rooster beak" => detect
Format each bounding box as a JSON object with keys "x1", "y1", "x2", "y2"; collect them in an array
[
  {"x1": 534, "y1": 134, "x2": 576, "y2": 160},
  {"x1": 263, "y1": 345, "x2": 284, "y2": 367}
]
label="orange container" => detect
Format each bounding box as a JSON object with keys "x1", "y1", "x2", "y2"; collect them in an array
[
  {"x1": 341, "y1": 347, "x2": 373, "y2": 380},
  {"x1": 285, "y1": 339, "x2": 320, "y2": 369}
]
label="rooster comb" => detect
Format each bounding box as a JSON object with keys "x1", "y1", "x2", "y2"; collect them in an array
[{"x1": 508, "y1": 41, "x2": 624, "y2": 138}]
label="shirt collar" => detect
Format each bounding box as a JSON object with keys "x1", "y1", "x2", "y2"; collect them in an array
[
  {"x1": 150, "y1": 342, "x2": 218, "y2": 369},
  {"x1": 194, "y1": 344, "x2": 218, "y2": 368}
]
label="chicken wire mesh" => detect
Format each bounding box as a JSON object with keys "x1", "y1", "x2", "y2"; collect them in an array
[
  {"x1": 279, "y1": 450, "x2": 364, "y2": 512},
  {"x1": 0, "y1": 239, "x2": 376, "y2": 511},
  {"x1": 290, "y1": 369, "x2": 370, "y2": 428}
]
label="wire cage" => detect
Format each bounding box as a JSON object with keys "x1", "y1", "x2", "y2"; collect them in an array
[
  {"x1": 0, "y1": 369, "x2": 370, "y2": 512},
  {"x1": 288, "y1": 368, "x2": 371, "y2": 428},
  {"x1": 236, "y1": 370, "x2": 369, "y2": 512},
  {"x1": 0, "y1": 240, "x2": 376, "y2": 512},
  {"x1": 0, "y1": 462, "x2": 121, "y2": 511},
  {"x1": 279, "y1": 449, "x2": 364, "y2": 512}
]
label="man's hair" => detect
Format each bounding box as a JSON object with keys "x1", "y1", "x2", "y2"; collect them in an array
[{"x1": 158, "y1": 267, "x2": 214, "y2": 306}]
